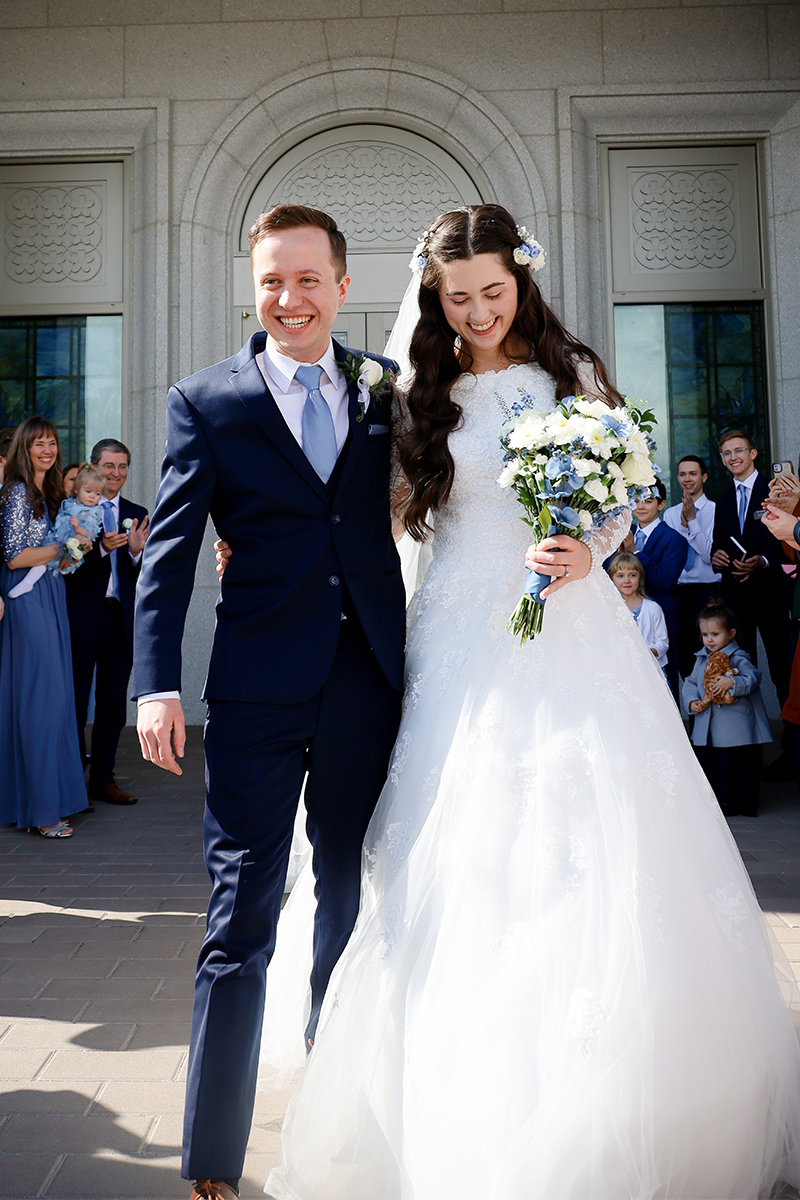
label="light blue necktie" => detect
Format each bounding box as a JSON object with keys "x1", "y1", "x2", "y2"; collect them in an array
[
  {"x1": 101, "y1": 500, "x2": 121, "y2": 602},
  {"x1": 737, "y1": 483, "x2": 748, "y2": 533},
  {"x1": 684, "y1": 543, "x2": 695, "y2": 571},
  {"x1": 295, "y1": 363, "x2": 337, "y2": 484},
  {"x1": 634, "y1": 526, "x2": 646, "y2": 552}
]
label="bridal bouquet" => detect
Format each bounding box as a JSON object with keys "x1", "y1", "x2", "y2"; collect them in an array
[{"x1": 498, "y1": 392, "x2": 658, "y2": 643}]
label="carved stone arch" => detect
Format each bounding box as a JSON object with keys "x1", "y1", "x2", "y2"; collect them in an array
[{"x1": 179, "y1": 57, "x2": 549, "y2": 378}]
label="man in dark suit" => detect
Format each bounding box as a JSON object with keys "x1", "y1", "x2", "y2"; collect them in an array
[
  {"x1": 628, "y1": 479, "x2": 689, "y2": 697},
  {"x1": 65, "y1": 438, "x2": 148, "y2": 807},
  {"x1": 132, "y1": 206, "x2": 406, "y2": 1200},
  {"x1": 711, "y1": 428, "x2": 792, "y2": 769}
]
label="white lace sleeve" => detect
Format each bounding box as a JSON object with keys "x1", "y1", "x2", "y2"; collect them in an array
[{"x1": 583, "y1": 508, "x2": 631, "y2": 577}]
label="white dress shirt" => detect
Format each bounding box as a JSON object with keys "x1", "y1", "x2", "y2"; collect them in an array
[
  {"x1": 139, "y1": 338, "x2": 349, "y2": 707},
  {"x1": 663, "y1": 492, "x2": 721, "y2": 585},
  {"x1": 257, "y1": 337, "x2": 350, "y2": 456}
]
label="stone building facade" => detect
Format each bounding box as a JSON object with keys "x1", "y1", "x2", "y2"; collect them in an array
[{"x1": 0, "y1": 0, "x2": 798, "y2": 720}]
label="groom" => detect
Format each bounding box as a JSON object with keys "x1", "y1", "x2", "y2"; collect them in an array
[{"x1": 132, "y1": 205, "x2": 406, "y2": 1199}]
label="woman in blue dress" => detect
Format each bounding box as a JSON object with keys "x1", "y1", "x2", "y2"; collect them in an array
[{"x1": 0, "y1": 417, "x2": 89, "y2": 836}]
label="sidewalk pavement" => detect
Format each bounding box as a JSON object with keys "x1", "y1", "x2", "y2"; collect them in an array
[{"x1": 2, "y1": 729, "x2": 800, "y2": 1199}]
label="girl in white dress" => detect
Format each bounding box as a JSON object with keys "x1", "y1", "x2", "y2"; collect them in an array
[{"x1": 265, "y1": 205, "x2": 800, "y2": 1200}]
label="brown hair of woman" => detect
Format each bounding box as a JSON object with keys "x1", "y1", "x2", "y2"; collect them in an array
[
  {"x1": 0, "y1": 416, "x2": 64, "y2": 521},
  {"x1": 399, "y1": 204, "x2": 623, "y2": 541}
]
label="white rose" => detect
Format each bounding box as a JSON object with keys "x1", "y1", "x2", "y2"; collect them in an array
[
  {"x1": 583, "y1": 477, "x2": 609, "y2": 504},
  {"x1": 122, "y1": 518, "x2": 133, "y2": 530},
  {"x1": 579, "y1": 510, "x2": 593, "y2": 531},
  {"x1": 570, "y1": 457, "x2": 596, "y2": 477},
  {"x1": 612, "y1": 480, "x2": 629, "y2": 507},
  {"x1": 621, "y1": 453, "x2": 656, "y2": 487},
  {"x1": 360, "y1": 357, "x2": 383, "y2": 388},
  {"x1": 606, "y1": 460, "x2": 624, "y2": 480},
  {"x1": 497, "y1": 462, "x2": 518, "y2": 488}
]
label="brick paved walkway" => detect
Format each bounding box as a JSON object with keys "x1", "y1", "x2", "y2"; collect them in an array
[{"x1": 1, "y1": 728, "x2": 800, "y2": 1198}]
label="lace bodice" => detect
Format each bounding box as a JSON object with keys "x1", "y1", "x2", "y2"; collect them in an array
[
  {"x1": 419, "y1": 363, "x2": 629, "y2": 604},
  {"x1": 1, "y1": 482, "x2": 51, "y2": 562}
]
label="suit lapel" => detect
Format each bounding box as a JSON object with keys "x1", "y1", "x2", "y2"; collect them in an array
[
  {"x1": 228, "y1": 338, "x2": 328, "y2": 501},
  {"x1": 331, "y1": 339, "x2": 369, "y2": 501}
]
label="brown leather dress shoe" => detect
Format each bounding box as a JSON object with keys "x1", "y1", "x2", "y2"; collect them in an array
[
  {"x1": 189, "y1": 1183, "x2": 239, "y2": 1200},
  {"x1": 89, "y1": 781, "x2": 138, "y2": 805}
]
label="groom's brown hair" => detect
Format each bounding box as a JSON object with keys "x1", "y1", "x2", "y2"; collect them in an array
[{"x1": 248, "y1": 204, "x2": 347, "y2": 280}]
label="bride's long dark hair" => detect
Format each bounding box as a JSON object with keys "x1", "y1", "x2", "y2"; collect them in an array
[{"x1": 398, "y1": 204, "x2": 624, "y2": 541}]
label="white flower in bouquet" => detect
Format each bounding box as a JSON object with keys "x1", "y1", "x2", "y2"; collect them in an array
[
  {"x1": 575, "y1": 397, "x2": 614, "y2": 420},
  {"x1": 570, "y1": 457, "x2": 597, "y2": 478},
  {"x1": 65, "y1": 536, "x2": 85, "y2": 561},
  {"x1": 621, "y1": 453, "x2": 656, "y2": 487},
  {"x1": 611, "y1": 478, "x2": 630, "y2": 507},
  {"x1": 498, "y1": 461, "x2": 519, "y2": 489},
  {"x1": 583, "y1": 477, "x2": 609, "y2": 504},
  {"x1": 623, "y1": 428, "x2": 650, "y2": 459},
  {"x1": 579, "y1": 510, "x2": 593, "y2": 531},
  {"x1": 581, "y1": 422, "x2": 617, "y2": 458}
]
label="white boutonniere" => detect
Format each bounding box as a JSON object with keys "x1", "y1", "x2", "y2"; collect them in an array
[
  {"x1": 121, "y1": 518, "x2": 133, "y2": 531},
  {"x1": 343, "y1": 354, "x2": 394, "y2": 422}
]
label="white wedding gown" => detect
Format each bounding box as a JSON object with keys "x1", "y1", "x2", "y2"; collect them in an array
[{"x1": 264, "y1": 363, "x2": 800, "y2": 1200}]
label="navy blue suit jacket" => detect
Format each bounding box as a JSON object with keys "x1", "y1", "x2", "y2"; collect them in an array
[
  {"x1": 131, "y1": 333, "x2": 406, "y2": 705},
  {"x1": 711, "y1": 471, "x2": 788, "y2": 579},
  {"x1": 65, "y1": 494, "x2": 148, "y2": 651},
  {"x1": 637, "y1": 519, "x2": 689, "y2": 632}
]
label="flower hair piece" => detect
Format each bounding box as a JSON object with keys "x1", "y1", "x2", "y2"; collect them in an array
[
  {"x1": 409, "y1": 228, "x2": 431, "y2": 276},
  {"x1": 513, "y1": 226, "x2": 546, "y2": 272}
]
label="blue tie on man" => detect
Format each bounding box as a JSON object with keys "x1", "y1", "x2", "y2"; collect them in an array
[
  {"x1": 738, "y1": 482, "x2": 748, "y2": 533},
  {"x1": 295, "y1": 363, "x2": 337, "y2": 483},
  {"x1": 101, "y1": 500, "x2": 121, "y2": 602}
]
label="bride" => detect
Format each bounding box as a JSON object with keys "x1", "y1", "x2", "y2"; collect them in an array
[{"x1": 263, "y1": 205, "x2": 800, "y2": 1199}]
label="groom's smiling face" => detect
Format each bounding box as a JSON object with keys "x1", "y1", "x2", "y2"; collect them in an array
[{"x1": 252, "y1": 226, "x2": 350, "y2": 364}]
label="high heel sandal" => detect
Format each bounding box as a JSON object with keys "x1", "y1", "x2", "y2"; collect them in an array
[{"x1": 36, "y1": 821, "x2": 74, "y2": 838}]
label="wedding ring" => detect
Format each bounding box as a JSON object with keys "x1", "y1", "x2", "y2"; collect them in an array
[{"x1": 564, "y1": 566, "x2": 570, "y2": 578}]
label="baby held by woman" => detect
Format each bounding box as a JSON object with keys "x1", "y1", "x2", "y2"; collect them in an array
[{"x1": 8, "y1": 462, "x2": 105, "y2": 598}]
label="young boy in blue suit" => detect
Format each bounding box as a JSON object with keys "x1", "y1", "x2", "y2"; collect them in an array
[
  {"x1": 683, "y1": 600, "x2": 772, "y2": 817},
  {"x1": 629, "y1": 479, "x2": 688, "y2": 697}
]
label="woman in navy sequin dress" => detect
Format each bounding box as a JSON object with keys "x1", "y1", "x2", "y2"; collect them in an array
[{"x1": 0, "y1": 419, "x2": 88, "y2": 835}]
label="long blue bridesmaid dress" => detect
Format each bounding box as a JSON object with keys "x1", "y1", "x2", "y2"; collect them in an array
[{"x1": 0, "y1": 482, "x2": 88, "y2": 828}]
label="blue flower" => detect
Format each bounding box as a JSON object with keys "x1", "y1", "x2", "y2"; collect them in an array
[
  {"x1": 547, "y1": 503, "x2": 582, "y2": 531},
  {"x1": 600, "y1": 413, "x2": 627, "y2": 436}
]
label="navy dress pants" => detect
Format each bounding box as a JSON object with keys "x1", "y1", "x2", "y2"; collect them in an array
[{"x1": 182, "y1": 618, "x2": 402, "y2": 1183}]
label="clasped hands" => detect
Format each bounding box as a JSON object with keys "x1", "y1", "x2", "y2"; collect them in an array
[{"x1": 710, "y1": 548, "x2": 764, "y2": 579}]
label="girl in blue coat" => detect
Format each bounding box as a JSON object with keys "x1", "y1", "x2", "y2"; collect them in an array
[{"x1": 683, "y1": 599, "x2": 772, "y2": 817}]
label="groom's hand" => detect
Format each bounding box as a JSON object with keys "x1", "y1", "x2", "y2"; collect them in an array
[
  {"x1": 525, "y1": 535, "x2": 592, "y2": 599},
  {"x1": 137, "y1": 698, "x2": 186, "y2": 775},
  {"x1": 214, "y1": 538, "x2": 231, "y2": 576}
]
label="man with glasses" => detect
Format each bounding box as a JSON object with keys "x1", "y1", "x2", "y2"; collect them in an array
[{"x1": 65, "y1": 438, "x2": 149, "y2": 806}]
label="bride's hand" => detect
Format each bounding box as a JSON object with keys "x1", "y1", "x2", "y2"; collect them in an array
[
  {"x1": 525, "y1": 535, "x2": 592, "y2": 599},
  {"x1": 214, "y1": 538, "x2": 231, "y2": 575}
]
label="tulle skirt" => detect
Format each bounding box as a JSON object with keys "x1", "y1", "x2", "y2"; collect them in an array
[{"x1": 263, "y1": 560, "x2": 800, "y2": 1200}]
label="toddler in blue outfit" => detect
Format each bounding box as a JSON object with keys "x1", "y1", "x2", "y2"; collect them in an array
[
  {"x1": 682, "y1": 599, "x2": 772, "y2": 817},
  {"x1": 8, "y1": 462, "x2": 105, "y2": 598}
]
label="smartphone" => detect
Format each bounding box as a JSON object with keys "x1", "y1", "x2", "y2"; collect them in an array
[{"x1": 773, "y1": 460, "x2": 794, "y2": 476}]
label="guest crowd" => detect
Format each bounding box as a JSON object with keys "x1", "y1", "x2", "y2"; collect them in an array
[
  {"x1": 0, "y1": 418, "x2": 148, "y2": 838},
  {"x1": 607, "y1": 426, "x2": 800, "y2": 819},
  {"x1": 0, "y1": 414, "x2": 798, "y2": 834}
]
